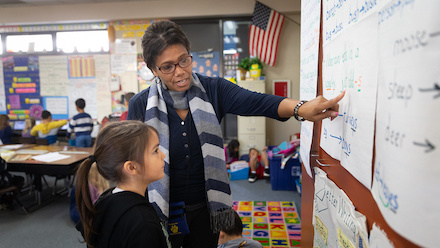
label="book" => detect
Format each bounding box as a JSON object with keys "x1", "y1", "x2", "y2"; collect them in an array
[
  {"x1": 0, "y1": 150, "x2": 16, "y2": 162},
  {"x1": 9, "y1": 154, "x2": 32, "y2": 162}
]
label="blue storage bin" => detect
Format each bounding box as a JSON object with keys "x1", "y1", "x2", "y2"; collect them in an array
[
  {"x1": 295, "y1": 179, "x2": 302, "y2": 195},
  {"x1": 269, "y1": 156, "x2": 301, "y2": 191},
  {"x1": 228, "y1": 167, "x2": 249, "y2": 180}
]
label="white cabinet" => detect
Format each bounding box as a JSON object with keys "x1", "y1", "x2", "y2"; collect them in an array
[{"x1": 237, "y1": 80, "x2": 266, "y2": 156}]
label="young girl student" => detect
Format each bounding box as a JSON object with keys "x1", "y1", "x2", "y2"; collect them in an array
[
  {"x1": 75, "y1": 121, "x2": 170, "y2": 248},
  {"x1": 22, "y1": 117, "x2": 36, "y2": 138}
]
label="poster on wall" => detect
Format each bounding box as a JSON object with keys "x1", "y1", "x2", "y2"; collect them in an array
[
  {"x1": 68, "y1": 55, "x2": 96, "y2": 78},
  {"x1": 43, "y1": 96, "x2": 69, "y2": 120},
  {"x1": 2, "y1": 56, "x2": 43, "y2": 120},
  {"x1": 39, "y1": 55, "x2": 69, "y2": 96},
  {"x1": 94, "y1": 54, "x2": 112, "y2": 122},
  {"x1": 115, "y1": 39, "x2": 137, "y2": 54},
  {"x1": 0, "y1": 60, "x2": 6, "y2": 113},
  {"x1": 191, "y1": 51, "x2": 220, "y2": 77},
  {"x1": 68, "y1": 80, "x2": 97, "y2": 119}
]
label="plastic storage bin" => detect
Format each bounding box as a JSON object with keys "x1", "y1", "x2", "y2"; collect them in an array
[
  {"x1": 228, "y1": 167, "x2": 249, "y2": 180},
  {"x1": 269, "y1": 156, "x2": 301, "y2": 191}
]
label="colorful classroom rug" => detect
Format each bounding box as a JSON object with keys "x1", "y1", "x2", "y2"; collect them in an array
[{"x1": 233, "y1": 201, "x2": 301, "y2": 248}]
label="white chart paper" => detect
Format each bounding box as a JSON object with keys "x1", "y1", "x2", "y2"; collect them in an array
[
  {"x1": 39, "y1": 56, "x2": 69, "y2": 96},
  {"x1": 320, "y1": 2, "x2": 379, "y2": 189},
  {"x1": 68, "y1": 80, "x2": 97, "y2": 119},
  {"x1": 368, "y1": 223, "x2": 394, "y2": 248},
  {"x1": 300, "y1": 0, "x2": 320, "y2": 177},
  {"x1": 312, "y1": 167, "x2": 368, "y2": 248},
  {"x1": 323, "y1": 0, "x2": 378, "y2": 45},
  {"x1": 372, "y1": 1, "x2": 440, "y2": 247},
  {"x1": 94, "y1": 54, "x2": 112, "y2": 122}
]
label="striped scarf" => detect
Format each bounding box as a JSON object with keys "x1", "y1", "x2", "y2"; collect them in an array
[{"x1": 144, "y1": 73, "x2": 234, "y2": 232}]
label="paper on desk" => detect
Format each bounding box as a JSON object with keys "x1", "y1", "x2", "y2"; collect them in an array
[
  {"x1": 15, "y1": 149, "x2": 49, "y2": 155},
  {"x1": 0, "y1": 144, "x2": 24, "y2": 150},
  {"x1": 31, "y1": 152, "x2": 70, "y2": 163}
]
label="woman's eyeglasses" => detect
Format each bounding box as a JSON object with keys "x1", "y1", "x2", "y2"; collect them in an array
[{"x1": 155, "y1": 55, "x2": 193, "y2": 74}]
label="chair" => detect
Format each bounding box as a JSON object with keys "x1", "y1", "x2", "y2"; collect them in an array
[
  {"x1": 0, "y1": 157, "x2": 28, "y2": 214},
  {"x1": 35, "y1": 138, "x2": 49, "y2": 145},
  {"x1": 19, "y1": 137, "x2": 36, "y2": 144}
]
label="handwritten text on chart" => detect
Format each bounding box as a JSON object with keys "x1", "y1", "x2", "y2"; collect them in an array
[
  {"x1": 347, "y1": 0, "x2": 377, "y2": 25},
  {"x1": 325, "y1": 0, "x2": 377, "y2": 41},
  {"x1": 343, "y1": 112, "x2": 358, "y2": 133},
  {"x1": 324, "y1": 130, "x2": 352, "y2": 157},
  {"x1": 315, "y1": 185, "x2": 357, "y2": 239},
  {"x1": 394, "y1": 30, "x2": 428, "y2": 56},
  {"x1": 388, "y1": 81, "x2": 412, "y2": 108},
  {"x1": 325, "y1": 0, "x2": 346, "y2": 21},
  {"x1": 326, "y1": 21, "x2": 343, "y2": 41},
  {"x1": 374, "y1": 162, "x2": 399, "y2": 213},
  {"x1": 325, "y1": 47, "x2": 360, "y2": 67},
  {"x1": 300, "y1": 69, "x2": 318, "y2": 80},
  {"x1": 384, "y1": 114, "x2": 406, "y2": 148},
  {"x1": 326, "y1": 0, "x2": 377, "y2": 23},
  {"x1": 341, "y1": 69, "x2": 363, "y2": 92},
  {"x1": 378, "y1": 0, "x2": 416, "y2": 26}
]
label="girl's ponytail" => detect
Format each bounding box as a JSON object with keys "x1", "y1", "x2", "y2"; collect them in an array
[{"x1": 75, "y1": 156, "x2": 97, "y2": 246}]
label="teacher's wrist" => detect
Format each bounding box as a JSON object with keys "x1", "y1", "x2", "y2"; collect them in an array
[{"x1": 293, "y1": 100, "x2": 308, "y2": 121}]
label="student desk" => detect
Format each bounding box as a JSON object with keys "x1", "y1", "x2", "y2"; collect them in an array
[{"x1": 3, "y1": 144, "x2": 93, "y2": 212}]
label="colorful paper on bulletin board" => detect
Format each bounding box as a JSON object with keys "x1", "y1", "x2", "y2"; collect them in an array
[
  {"x1": 0, "y1": 60, "x2": 6, "y2": 114},
  {"x1": 191, "y1": 51, "x2": 220, "y2": 77},
  {"x1": 43, "y1": 96, "x2": 69, "y2": 119},
  {"x1": 2, "y1": 56, "x2": 41, "y2": 120},
  {"x1": 68, "y1": 55, "x2": 96, "y2": 78}
]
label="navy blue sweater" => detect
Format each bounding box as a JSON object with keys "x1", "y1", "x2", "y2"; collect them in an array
[{"x1": 128, "y1": 74, "x2": 288, "y2": 204}]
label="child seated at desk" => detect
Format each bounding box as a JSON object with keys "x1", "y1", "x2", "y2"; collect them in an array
[
  {"x1": 30, "y1": 110, "x2": 67, "y2": 145},
  {"x1": 0, "y1": 114, "x2": 13, "y2": 145},
  {"x1": 22, "y1": 117, "x2": 36, "y2": 138}
]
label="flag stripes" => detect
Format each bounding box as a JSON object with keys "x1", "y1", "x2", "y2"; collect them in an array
[{"x1": 249, "y1": 1, "x2": 285, "y2": 67}]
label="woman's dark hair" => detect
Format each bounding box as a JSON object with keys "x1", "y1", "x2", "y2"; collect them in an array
[
  {"x1": 227, "y1": 139, "x2": 240, "y2": 160},
  {"x1": 75, "y1": 121, "x2": 158, "y2": 247},
  {"x1": 0, "y1": 114, "x2": 9, "y2": 131},
  {"x1": 141, "y1": 20, "x2": 191, "y2": 71}
]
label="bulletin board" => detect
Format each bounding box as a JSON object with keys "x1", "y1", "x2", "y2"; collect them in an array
[
  {"x1": 191, "y1": 51, "x2": 221, "y2": 78},
  {"x1": 1, "y1": 56, "x2": 42, "y2": 120},
  {"x1": 299, "y1": 0, "x2": 439, "y2": 248},
  {"x1": 0, "y1": 54, "x2": 112, "y2": 123}
]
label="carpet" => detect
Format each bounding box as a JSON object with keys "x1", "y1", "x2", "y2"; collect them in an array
[{"x1": 233, "y1": 201, "x2": 301, "y2": 247}]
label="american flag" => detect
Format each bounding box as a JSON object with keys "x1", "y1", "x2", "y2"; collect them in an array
[{"x1": 249, "y1": 1, "x2": 285, "y2": 67}]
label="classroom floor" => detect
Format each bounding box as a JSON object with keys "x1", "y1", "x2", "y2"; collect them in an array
[{"x1": 0, "y1": 175, "x2": 301, "y2": 248}]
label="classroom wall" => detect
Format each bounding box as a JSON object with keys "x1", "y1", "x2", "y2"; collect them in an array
[
  {"x1": 0, "y1": 0, "x2": 300, "y2": 25},
  {"x1": 0, "y1": 0, "x2": 303, "y2": 146},
  {"x1": 265, "y1": 13, "x2": 301, "y2": 146}
]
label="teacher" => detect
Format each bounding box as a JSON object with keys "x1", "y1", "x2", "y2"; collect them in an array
[{"x1": 128, "y1": 20, "x2": 344, "y2": 248}]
